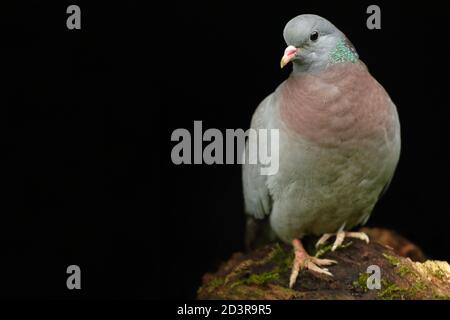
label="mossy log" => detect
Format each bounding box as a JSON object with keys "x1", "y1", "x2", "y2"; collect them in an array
[{"x1": 198, "y1": 228, "x2": 450, "y2": 300}]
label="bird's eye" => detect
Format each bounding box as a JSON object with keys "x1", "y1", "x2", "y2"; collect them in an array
[{"x1": 309, "y1": 31, "x2": 319, "y2": 41}]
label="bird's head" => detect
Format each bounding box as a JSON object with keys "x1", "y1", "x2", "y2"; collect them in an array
[{"x1": 280, "y1": 14, "x2": 358, "y2": 73}]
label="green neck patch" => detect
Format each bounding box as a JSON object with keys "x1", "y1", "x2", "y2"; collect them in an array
[{"x1": 330, "y1": 39, "x2": 358, "y2": 64}]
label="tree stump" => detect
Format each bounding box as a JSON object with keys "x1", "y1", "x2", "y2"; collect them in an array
[{"x1": 197, "y1": 228, "x2": 450, "y2": 300}]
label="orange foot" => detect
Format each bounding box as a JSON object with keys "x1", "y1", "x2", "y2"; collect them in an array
[{"x1": 289, "y1": 238, "x2": 337, "y2": 288}]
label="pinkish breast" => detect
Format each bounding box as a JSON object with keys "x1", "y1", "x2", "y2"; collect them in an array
[{"x1": 278, "y1": 63, "x2": 395, "y2": 147}]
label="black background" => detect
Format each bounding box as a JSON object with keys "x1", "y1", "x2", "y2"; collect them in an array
[{"x1": 2, "y1": 1, "x2": 450, "y2": 299}]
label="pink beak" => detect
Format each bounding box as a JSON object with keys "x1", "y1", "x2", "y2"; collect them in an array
[{"x1": 280, "y1": 45, "x2": 299, "y2": 68}]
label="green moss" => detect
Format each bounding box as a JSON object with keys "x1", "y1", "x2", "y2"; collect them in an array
[
  {"x1": 198, "y1": 277, "x2": 225, "y2": 295},
  {"x1": 398, "y1": 264, "x2": 412, "y2": 277},
  {"x1": 315, "y1": 244, "x2": 332, "y2": 258},
  {"x1": 229, "y1": 280, "x2": 243, "y2": 289},
  {"x1": 432, "y1": 268, "x2": 446, "y2": 280},
  {"x1": 208, "y1": 277, "x2": 224, "y2": 291},
  {"x1": 377, "y1": 275, "x2": 446, "y2": 299},
  {"x1": 230, "y1": 271, "x2": 280, "y2": 289},
  {"x1": 377, "y1": 279, "x2": 429, "y2": 300},
  {"x1": 270, "y1": 243, "x2": 294, "y2": 273},
  {"x1": 398, "y1": 279, "x2": 430, "y2": 299},
  {"x1": 378, "y1": 281, "x2": 409, "y2": 300},
  {"x1": 382, "y1": 253, "x2": 417, "y2": 279},
  {"x1": 246, "y1": 272, "x2": 280, "y2": 285},
  {"x1": 412, "y1": 280, "x2": 428, "y2": 292},
  {"x1": 382, "y1": 253, "x2": 400, "y2": 267},
  {"x1": 352, "y1": 272, "x2": 370, "y2": 292},
  {"x1": 315, "y1": 241, "x2": 352, "y2": 258},
  {"x1": 228, "y1": 244, "x2": 294, "y2": 290}
]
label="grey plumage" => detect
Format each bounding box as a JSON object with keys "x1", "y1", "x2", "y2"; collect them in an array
[{"x1": 242, "y1": 14, "x2": 400, "y2": 250}]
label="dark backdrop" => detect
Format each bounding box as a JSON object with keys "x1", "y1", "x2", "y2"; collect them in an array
[
  {"x1": 2, "y1": 1, "x2": 159, "y2": 298},
  {"x1": 2, "y1": 1, "x2": 450, "y2": 299}
]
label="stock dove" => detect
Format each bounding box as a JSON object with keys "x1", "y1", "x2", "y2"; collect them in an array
[{"x1": 242, "y1": 14, "x2": 401, "y2": 288}]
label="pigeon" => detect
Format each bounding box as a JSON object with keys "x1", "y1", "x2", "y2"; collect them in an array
[{"x1": 242, "y1": 14, "x2": 401, "y2": 288}]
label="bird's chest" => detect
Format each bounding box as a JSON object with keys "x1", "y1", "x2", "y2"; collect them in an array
[
  {"x1": 278, "y1": 64, "x2": 394, "y2": 148},
  {"x1": 268, "y1": 67, "x2": 398, "y2": 234},
  {"x1": 275, "y1": 71, "x2": 394, "y2": 193},
  {"x1": 269, "y1": 136, "x2": 391, "y2": 237},
  {"x1": 276, "y1": 133, "x2": 388, "y2": 197}
]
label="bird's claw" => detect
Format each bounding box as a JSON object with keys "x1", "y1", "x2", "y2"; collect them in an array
[
  {"x1": 289, "y1": 239, "x2": 337, "y2": 288},
  {"x1": 315, "y1": 230, "x2": 370, "y2": 252}
]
